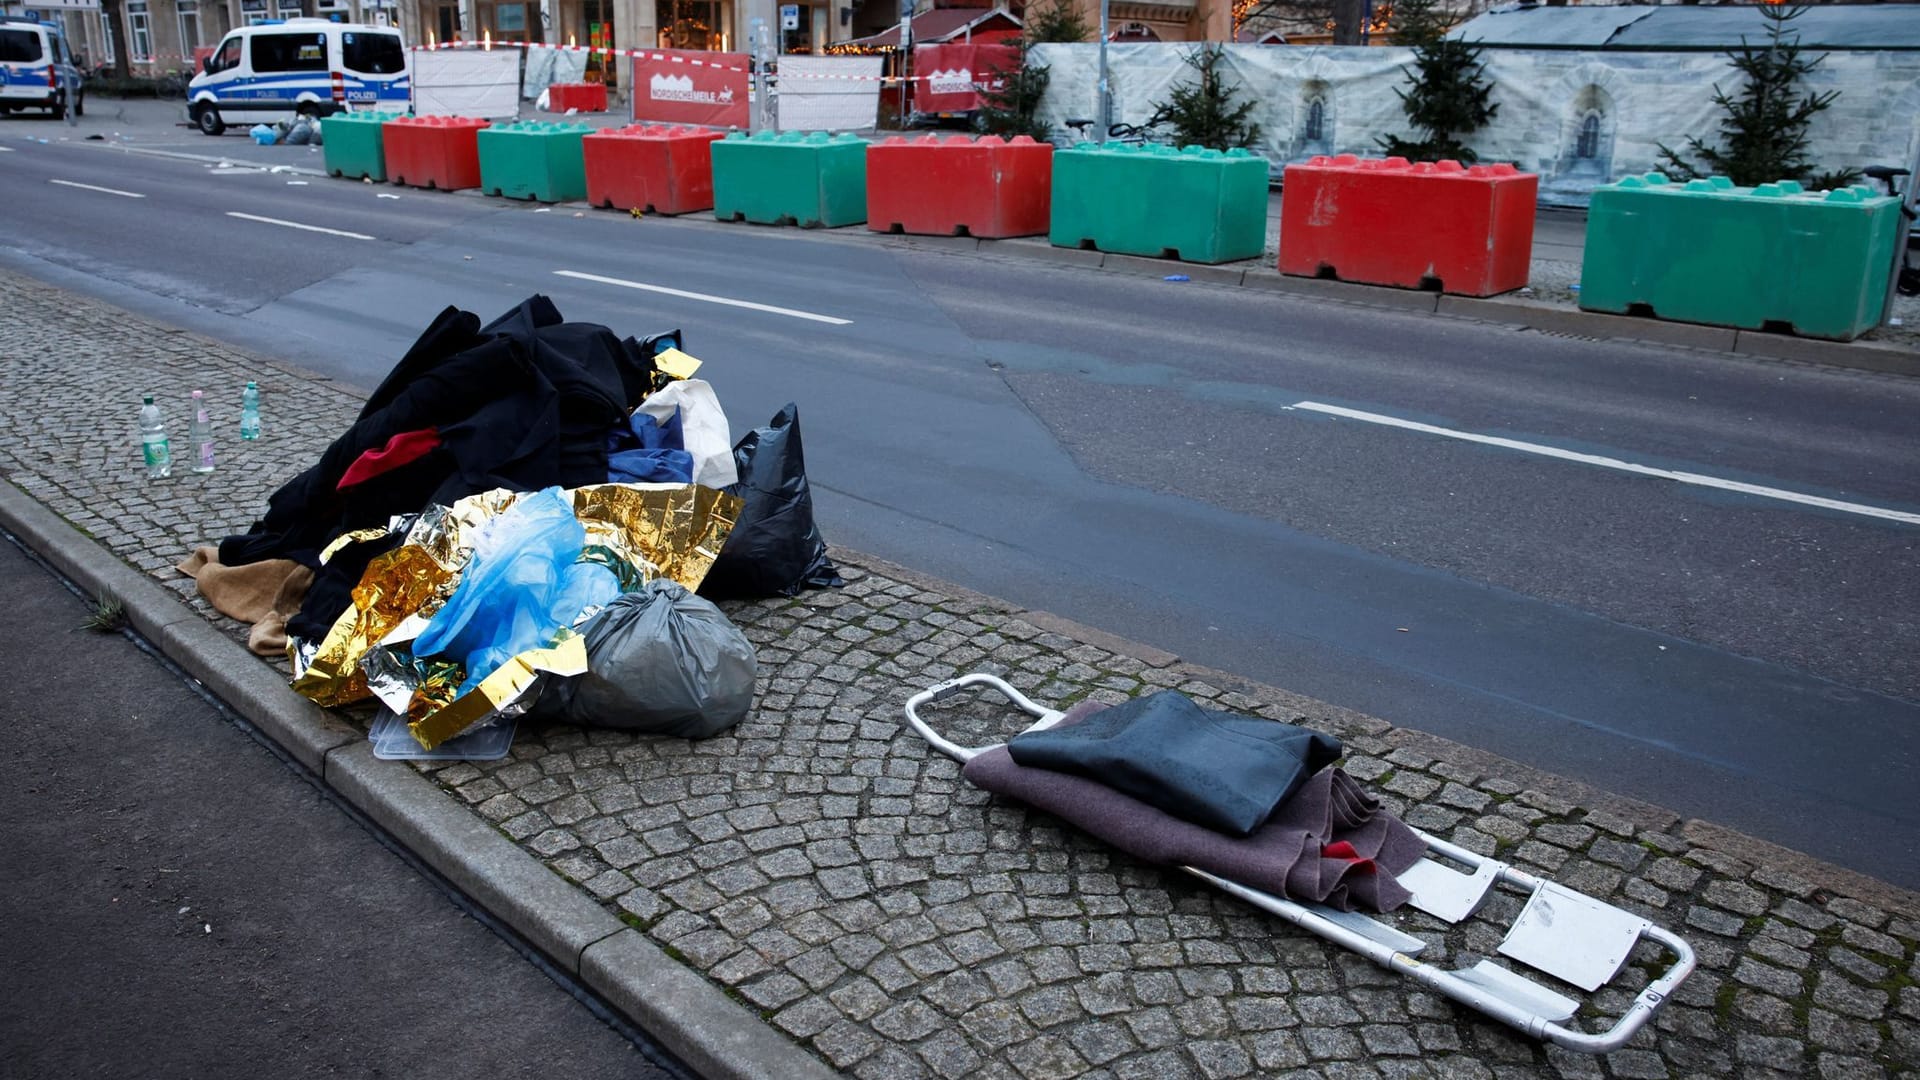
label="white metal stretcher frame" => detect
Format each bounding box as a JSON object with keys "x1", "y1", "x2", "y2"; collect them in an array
[{"x1": 904, "y1": 673, "x2": 1696, "y2": 1055}]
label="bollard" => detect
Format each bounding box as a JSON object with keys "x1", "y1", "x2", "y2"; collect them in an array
[
  {"x1": 1279, "y1": 154, "x2": 1537, "y2": 296},
  {"x1": 583, "y1": 124, "x2": 727, "y2": 215},
  {"x1": 1050, "y1": 144, "x2": 1267, "y2": 264},
  {"x1": 867, "y1": 134, "x2": 1053, "y2": 239},
  {"x1": 1580, "y1": 173, "x2": 1903, "y2": 341}
]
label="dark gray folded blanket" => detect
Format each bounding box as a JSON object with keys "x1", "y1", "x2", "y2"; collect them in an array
[
  {"x1": 1007, "y1": 689, "x2": 1344, "y2": 836},
  {"x1": 966, "y1": 702, "x2": 1426, "y2": 912}
]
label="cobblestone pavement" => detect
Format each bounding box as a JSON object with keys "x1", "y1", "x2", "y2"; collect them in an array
[{"x1": 3, "y1": 267, "x2": 1917, "y2": 1080}]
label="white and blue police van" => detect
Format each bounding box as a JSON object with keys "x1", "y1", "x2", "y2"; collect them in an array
[
  {"x1": 188, "y1": 19, "x2": 409, "y2": 135},
  {"x1": 0, "y1": 15, "x2": 84, "y2": 119}
]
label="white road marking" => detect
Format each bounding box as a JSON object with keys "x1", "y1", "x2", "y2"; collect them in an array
[
  {"x1": 1293, "y1": 400, "x2": 1920, "y2": 526},
  {"x1": 49, "y1": 178, "x2": 144, "y2": 198},
  {"x1": 225, "y1": 211, "x2": 374, "y2": 241},
  {"x1": 0, "y1": 146, "x2": 15, "y2": 152},
  {"x1": 554, "y1": 269, "x2": 853, "y2": 326}
]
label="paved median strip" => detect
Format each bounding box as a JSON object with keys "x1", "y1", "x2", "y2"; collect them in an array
[
  {"x1": 225, "y1": 211, "x2": 375, "y2": 241},
  {"x1": 48, "y1": 178, "x2": 144, "y2": 198},
  {"x1": 554, "y1": 269, "x2": 853, "y2": 326},
  {"x1": 1295, "y1": 400, "x2": 1920, "y2": 526}
]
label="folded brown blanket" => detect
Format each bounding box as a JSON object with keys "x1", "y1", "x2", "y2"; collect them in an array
[
  {"x1": 963, "y1": 701, "x2": 1426, "y2": 912},
  {"x1": 176, "y1": 547, "x2": 315, "y2": 657}
]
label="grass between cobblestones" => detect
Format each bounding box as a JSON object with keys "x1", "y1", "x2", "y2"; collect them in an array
[{"x1": 3, "y1": 268, "x2": 1917, "y2": 1080}]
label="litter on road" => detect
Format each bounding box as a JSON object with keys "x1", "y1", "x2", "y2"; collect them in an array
[
  {"x1": 179, "y1": 296, "x2": 843, "y2": 755},
  {"x1": 906, "y1": 674, "x2": 1698, "y2": 1054}
]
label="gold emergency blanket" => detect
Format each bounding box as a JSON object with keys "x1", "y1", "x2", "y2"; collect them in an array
[{"x1": 290, "y1": 483, "x2": 741, "y2": 747}]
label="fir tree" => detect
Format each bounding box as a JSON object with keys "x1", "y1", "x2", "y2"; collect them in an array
[
  {"x1": 1147, "y1": 44, "x2": 1262, "y2": 151},
  {"x1": 1657, "y1": 5, "x2": 1855, "y2": 189},
  {"x1": 1023, "y1": 0, "x2": 1090, "y2": 45},
  {"x1": 973, "y1": 1, "x2": 1086, "y2": 141},
  {"x1": 1377, "y1": 0, "x2": 1496, "y2": 164},
  {"x1": 973, "y1": 40, "x2": 1052, "y2": 141}
]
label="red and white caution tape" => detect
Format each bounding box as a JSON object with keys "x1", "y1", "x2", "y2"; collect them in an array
[{"x1": 408, "y1": 40, "x2": 947, "y2": 81}]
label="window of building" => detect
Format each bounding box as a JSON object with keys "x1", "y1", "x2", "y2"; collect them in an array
[
  {"x1": 126, "y1": 0, "x2": 154, "y2": 62},
  {"x1": 1576, "y1": 112, "x2": 1601, "y2": 160},
  {"x1": 658, "y1": 0, "x2": 729, "y2": 50},
  {"x1": 1305, "y1": 99, "x2": 1324, "y2": 142},
  {"x1": 98, "y1": 12, "x2": 116, "y2": 61},
  {"x1": 250, "y1": 31, "x2": 327, "y2": 72},
  {"x1": 176, "y1": 0, "x2": 201, "y2": 55}
]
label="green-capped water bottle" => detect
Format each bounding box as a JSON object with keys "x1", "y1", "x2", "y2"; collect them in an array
[
  {"x1": 138, "y1": 394, "x2": 171, "y2": 480},
  {"x1": 240, "y1": 381, "x2": 261, "y2": 441}
]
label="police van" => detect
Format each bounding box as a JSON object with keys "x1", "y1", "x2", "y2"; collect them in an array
[
  {"x1": 188, "y1": 19, "x2": 409, "y2": 135},
  {"x1": 0, "y1": 15, "x2": 84, "y2": 119}
]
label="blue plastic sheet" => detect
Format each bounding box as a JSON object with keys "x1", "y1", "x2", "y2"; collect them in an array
[{"x1": 415, "y1": 486, "x2": 621, "y2": 695}]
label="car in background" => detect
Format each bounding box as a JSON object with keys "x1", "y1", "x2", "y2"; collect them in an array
[
  {"x1": 188, "y1": 19, "x2": 407, "y2": 135},
  {"x1": 0, "y1": 15, "x2": 84, "y2": 119}
]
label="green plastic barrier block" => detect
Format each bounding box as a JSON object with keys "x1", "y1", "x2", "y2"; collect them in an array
[
  {"x1": 1049, "y1": 144, "x2": 1268, "y2": 265},
  {"x1": 477, "y1": 120, "x2": 592, "y2": 203},
  {"x1": 321, "y1": 109, "x2": 405, "y2": 182},
  {"x1": 1580, "y1": 172, "x2": 1901, "y2": 342},
  {"x1": 711, "y1": 131, "x2": 868, "y2": 228}
]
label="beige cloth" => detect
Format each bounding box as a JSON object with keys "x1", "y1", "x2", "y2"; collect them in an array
[{"x1": 176, "y1": 547, "x2": 315, "y2": 657}]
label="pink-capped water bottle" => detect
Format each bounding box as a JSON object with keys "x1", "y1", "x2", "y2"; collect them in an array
[{"x1": 189, "y1": 390, "x2": 215, "y2": 473}]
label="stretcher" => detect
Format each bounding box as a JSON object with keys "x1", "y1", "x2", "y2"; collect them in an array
[{"x1": 904, "y1": 674, "x2": 1696, "y2": 1054}]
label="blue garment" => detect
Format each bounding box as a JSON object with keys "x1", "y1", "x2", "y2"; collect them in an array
[{"x1": 607, "y1": 406, "x2": 693, "y2": 483}]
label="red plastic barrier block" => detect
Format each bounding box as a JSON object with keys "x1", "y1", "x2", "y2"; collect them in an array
[
  {"x1": 582, "y1": 124, "x2": 727, "y2": 215},
  {"x1": 866, "y1": 133, "x2": 1052, "y2": 240},
  {"x1": 547, "y1": 82, "x2": 608, "y2": 113},
  {"x1": 382, "y1": 115, "x2": 491, "y2": 191},
  {"x1": 1279, "y1": 155, "x2": 1538, "y2": 297}
]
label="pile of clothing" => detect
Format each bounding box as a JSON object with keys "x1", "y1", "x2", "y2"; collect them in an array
[
  {"x1": 966, "y1": 691, "x2": 1426, "y2": 912},
  {"x1": 249, "y1": 116, "x2": 325, "y2": 146},
  {"x1": 181, "y1": 296, "x2": 840, "y2": 750}
]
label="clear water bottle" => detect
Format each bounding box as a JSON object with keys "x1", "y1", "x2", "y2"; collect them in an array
[
  {"x1": 189, "y1": 390, "x2": 215, "y2": 474},
  {"x1": 240, "y1": 381, "x2": 261, "y2": 441},
  {"x1": 138, "y1": 394, "x2": 171, "y2": 480}
]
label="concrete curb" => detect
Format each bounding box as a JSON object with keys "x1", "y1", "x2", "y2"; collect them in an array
[{"x1": 0, "y1": 474, "x2": 842, "y2": 1080}]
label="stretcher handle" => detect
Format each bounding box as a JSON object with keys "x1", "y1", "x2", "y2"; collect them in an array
[
  {"x1": 1415, "y1": 830, "x2": 1700, "y2": 1051},
  {"x1": 1200, "y1": 862, "x2": 1697, "y2": 1054},
  {"x1": 902, "y1": 673, "x2": 1067, "y2": 763},
  {"x1": 1536, "y1": 923, "x2": 1696, "y2": 1053}
]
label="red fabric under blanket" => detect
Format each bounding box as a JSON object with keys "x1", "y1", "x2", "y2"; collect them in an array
[
  {"x1": 961, "y1": 701, "x2": 1426, "y2": 912},
  {"x1": 336, "y1": 428, "x2": 443, "y2": 492}
]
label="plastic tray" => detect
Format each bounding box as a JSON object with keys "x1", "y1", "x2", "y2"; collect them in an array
[{"x1": 368, "y1": 708, "x2": 517, "y2": 761}]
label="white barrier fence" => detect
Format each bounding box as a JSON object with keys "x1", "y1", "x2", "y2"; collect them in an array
[{"x1": 777, "y1": 56, "x2": 885, "y2": 132}]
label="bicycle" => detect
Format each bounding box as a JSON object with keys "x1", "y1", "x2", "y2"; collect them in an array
[
  {"x1": 1053, "y1": 115, "x2": 1170, "y2": 150},
  {"x1": 1862, "y1": 163, "x2": 1919, "y2": 299}
]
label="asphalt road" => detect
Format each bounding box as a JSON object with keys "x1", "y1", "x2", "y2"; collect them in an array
[
  {"x1": 3, "y1": 120, "x2": 1917, "y2": 889},
  {"x1": 0, "y1": 533, "x2": 683, "y2": 1079}
]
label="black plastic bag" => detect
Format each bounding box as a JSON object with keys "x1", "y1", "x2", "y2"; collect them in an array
[
  {"x1": 698, "y1": 403, "x2": 842, "y2": 599},
  {"x1": 1007, "y1": 691, "x2": 1344, "y2": 837},
  {"x1": 535, "y1": 580, "x2": 756, "y2": 738}
]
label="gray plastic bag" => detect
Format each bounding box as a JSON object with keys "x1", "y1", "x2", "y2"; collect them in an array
[{"x1": 536, "y1": 580, "x2": 756, "y2": 738}]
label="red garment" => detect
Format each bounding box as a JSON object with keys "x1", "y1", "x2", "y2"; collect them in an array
[
  {"x1": 1322, "y1": 840, "x2": 1377, "y2": 874},
  {"x1": 337, "y1": 428, "x2": 443, "y2": 491}
]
